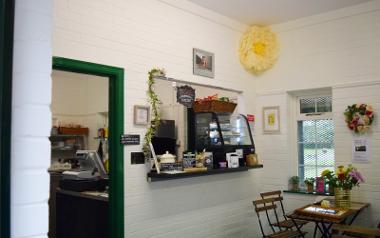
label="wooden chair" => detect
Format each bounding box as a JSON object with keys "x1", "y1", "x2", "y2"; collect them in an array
[
  {"x1": 253, "y1": 198, "x2": 305, "y2": 238},
  {"x1": 260, "y1": 190, "x2": 308, "y2": 230},
  {"x1": 332, "y1": 224, "x2": 380, "y2": 238}
]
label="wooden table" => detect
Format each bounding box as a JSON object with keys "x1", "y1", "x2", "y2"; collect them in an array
[{"x1": 287, "y1": 200, "x2": 369, "y2": 238}]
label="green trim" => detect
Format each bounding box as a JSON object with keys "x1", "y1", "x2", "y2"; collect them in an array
[
  {"x1": 53, "y1": 57, "x2": 124, "y2": 238},
  {"x1": 0, "y1": 1, "x2": 15, "y2": 237}
]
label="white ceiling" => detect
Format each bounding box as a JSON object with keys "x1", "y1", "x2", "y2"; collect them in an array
[{"x1": 187, "y1": 0, "x2": 371, "y2": 25}]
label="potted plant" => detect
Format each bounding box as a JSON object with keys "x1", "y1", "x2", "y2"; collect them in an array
[
  {"x1": 321, "y1": 169, "x2": 335, "y2": 194},
  {"x1": 304, "y1": 178, "x2": 315, "y2": 193},
  {"x1": 289, "y1": 176, "x2": 300, "y2": 191}
]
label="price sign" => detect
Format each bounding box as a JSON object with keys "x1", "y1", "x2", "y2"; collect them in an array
[{"x1": 246, "y1": 114, "x2": 255, "y2": 122}]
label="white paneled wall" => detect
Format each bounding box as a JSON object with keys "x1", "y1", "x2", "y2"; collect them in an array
[
  {"x1": 253, "y1": 92, "x2": 289, "y2": 193},
  {"x1": 11, "y1": 0, "x2": 52, "y2": 237},
  {"x1": 12, "y1": 0, "x2": 380, "y2": 237},
  {"x1": 254, "y1": 0, "x2": 380, "y2": 232},
  {"x1": 52, "y1": 0, "x2": 260, "y2": 238},
  {"x1": 333, "y1": 83, "x2": 380, "y2": 227}
]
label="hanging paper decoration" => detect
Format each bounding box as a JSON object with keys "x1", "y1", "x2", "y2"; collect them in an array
[
  {"x1": 177, "y1": 85, "x2": 195, "y2": 108},
  {"x1": 344, "y1": 104, "x2": 375, "y2": 134},
  {"x1": 238, "y1": 26, "x2": 279, "y2": 74}
]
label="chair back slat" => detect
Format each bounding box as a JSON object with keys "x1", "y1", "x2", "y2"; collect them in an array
[
  {"x1": 253, "y1": 197, "x2": 278, "y2": 205},
  {"x1": 255, "y1": 204, "x2": 277, "y2": 213},
  {"x1": 260, "y1": 190, "x2": 281, "y2": 197},
  {"x1": 253, "y1": 197, "x2": 284, "y2": 235},
  {"x1": 260, "y1": 190, "x2": 286, "y2": 216}
]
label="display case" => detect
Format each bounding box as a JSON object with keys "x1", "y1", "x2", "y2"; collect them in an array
[{"x1": 189, "y1": 112, "x2": 255, "y2": 167}]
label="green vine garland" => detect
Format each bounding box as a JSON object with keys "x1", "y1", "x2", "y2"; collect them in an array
[{"x1": 143, "y1": 68, "x2": 166, "y2": 157}]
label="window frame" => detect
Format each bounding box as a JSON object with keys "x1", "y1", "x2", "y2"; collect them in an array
[
  {"x1": 295, "y1": 94, "x2": 334, "y2": 181},
  {"x1": 296, "y1": 95, "x2": 333, "y2": 121}
]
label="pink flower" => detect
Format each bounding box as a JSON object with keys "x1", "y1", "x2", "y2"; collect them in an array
[{"x1": 349, "y1": 169, "x2": 365, "y2": 183}]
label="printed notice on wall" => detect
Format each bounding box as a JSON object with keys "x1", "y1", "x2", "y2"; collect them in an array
[{"x1": 352, "y1": 137, "x2": 369, "y2": 163}]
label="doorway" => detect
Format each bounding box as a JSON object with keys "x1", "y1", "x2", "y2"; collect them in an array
[
  {"x1": 0, "y1": 0, "x2": 15, "y2": 237},
  {"x1": 52, "y1": 57, "x2": 124, "y2": 238}
]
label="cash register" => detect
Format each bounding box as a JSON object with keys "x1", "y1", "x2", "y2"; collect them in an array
[{"x1": 60, "y1": 150, "x2": 108, "y2": 191}]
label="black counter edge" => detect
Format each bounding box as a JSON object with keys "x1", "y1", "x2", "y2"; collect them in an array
[{"x1": 147, "y1": 164, "x2": 263, "y2": 182}]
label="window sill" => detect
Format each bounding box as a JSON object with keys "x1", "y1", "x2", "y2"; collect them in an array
[{"x1": 283, "y1": 190, "x2": 334, "y2": 196}]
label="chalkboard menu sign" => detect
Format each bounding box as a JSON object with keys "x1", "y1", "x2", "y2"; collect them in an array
[
  {"x1": 120, "y1": 134, "x2": 140, "y2": 145},
  {"x1": 177, "y1": 85, "x2": 195, "y2": 108}
]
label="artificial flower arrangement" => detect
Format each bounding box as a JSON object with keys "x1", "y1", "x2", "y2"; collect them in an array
[
  {"x1": 193, "y1": 94, "x2": 236, "y2": 113},
  {"x1": 195, "y1": 94, "x2": 230, "y2": 102},
  {"x1": 344, "y1": 104, "x2": 375, "y2": 134},
  {"x1": 321, "y1": 165, "x2": 364, "y2": 190}
]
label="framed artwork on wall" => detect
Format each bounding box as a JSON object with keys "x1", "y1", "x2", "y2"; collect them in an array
[
  {"x1": 134, "y1": 105, "x2": 150, "y2": 125},
  {"x1": 193, "y1": 48, "x2": 214, "y2": 78},
  {"x1": 262, "y1": 106, "x2": 280, "y2": 134}
]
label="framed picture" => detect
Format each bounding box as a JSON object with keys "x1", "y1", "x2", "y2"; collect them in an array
[
  {"x1": 262, "y1": 106, "x2": 280, "y2": 134},
  {"x1": 134, "y1": 105, "x2": 150, "y2": 125},
  {"x1": 193, "y1": 48, "x2": 214, "y2": 78}
]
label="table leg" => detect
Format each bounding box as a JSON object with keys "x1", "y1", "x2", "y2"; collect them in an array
[
  {"x1": 313, "y1": 223, "x2": 318, "y2": 238},
  {"x1": 348, "y1": 209, "x2": 362, "y2": 225},
  {"x1": 320, "y1": 222, "x2": 334, "y2": 238},
  {"x1": 314, "y1": 222, "x2": 328, "y2": 238}
]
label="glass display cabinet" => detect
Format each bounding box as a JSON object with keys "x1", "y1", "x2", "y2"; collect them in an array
[{"x1": 189, "y1": 112, "x2": 255, "y2": 168}]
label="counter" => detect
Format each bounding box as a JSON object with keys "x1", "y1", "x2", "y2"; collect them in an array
[
  {"x1": 56, "y1": 189, "x2": 108, "y2": 238},
  {"x1": 147, "y1": 164, "x2": 263, "y2": 182}
]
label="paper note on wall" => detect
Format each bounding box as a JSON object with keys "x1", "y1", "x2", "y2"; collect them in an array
[{"x1": 352, "y1": 137, "x2": 369, "y2": 163}]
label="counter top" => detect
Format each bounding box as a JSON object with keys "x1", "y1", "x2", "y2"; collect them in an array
[
  {"x1": 147, "y1": 164, "x2": 263, "y2": 182},
  {"x1": 57, "y1": 188, "x2": 108, "y2": 202}
]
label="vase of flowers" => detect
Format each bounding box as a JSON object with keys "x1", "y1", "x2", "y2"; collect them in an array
[
  {"x1": 334, "y1": 187, "x2": 351, "y2": 209},
  {"x1": 304, "y1": 178, "x2": 315, "y2": 193},
  {"x1": 321, "y1": 165, "x2": 364, "y2": 209}
]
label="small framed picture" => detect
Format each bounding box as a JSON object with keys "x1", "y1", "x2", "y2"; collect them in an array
[
  {"x1": 193, "y1": 48, "x2": 214, "y2": 78},
  {"x1": 262, "y1": 106, "x2": 280, "y2": 134},
  {"x1": 134, "y1": 105, "x2": 150, "y2": 125}
]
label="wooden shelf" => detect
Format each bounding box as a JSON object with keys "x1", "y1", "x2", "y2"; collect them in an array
[
  {"x1": 50, "y1": 134, "x2": 85, "y2": 139},
  {"x1": 147, "y1": 164, "x2": 263, "y2": 182}
]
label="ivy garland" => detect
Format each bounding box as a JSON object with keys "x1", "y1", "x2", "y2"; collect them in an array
[{"x1": 143, "y1": 68, "x2": 166, "y2": 157}]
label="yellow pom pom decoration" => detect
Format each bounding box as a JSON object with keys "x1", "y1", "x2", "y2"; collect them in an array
[{"x1": 238, "y1": 26, "x2": 279, "y2": 74}]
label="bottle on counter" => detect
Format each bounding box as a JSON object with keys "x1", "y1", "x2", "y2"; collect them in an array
[
  {"x1": 98, "y1": 128, "x2": 105, "y2": 138},
  {"x1": 104, "y1": 126, "x2": 108, "y2": 138}
]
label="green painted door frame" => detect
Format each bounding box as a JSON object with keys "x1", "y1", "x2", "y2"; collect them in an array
[
  {"x1": 53, "y1": 57, "x2": 124, "y2": 238},
  {"x1": 0, "y1": 0, "x2": 15, "y2": 237}
]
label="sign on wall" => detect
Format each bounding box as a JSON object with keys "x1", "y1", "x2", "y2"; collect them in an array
[
  {"x1": 120, "y1": 134, "x2": 140, "y2": 145},
  {"x1": 177, "y1": 85, "x2": 195, "y2": 108}
]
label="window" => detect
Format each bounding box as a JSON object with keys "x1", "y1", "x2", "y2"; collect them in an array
[{"x1": 297, "y1": 96, "x2": 334, "y2": 181}]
